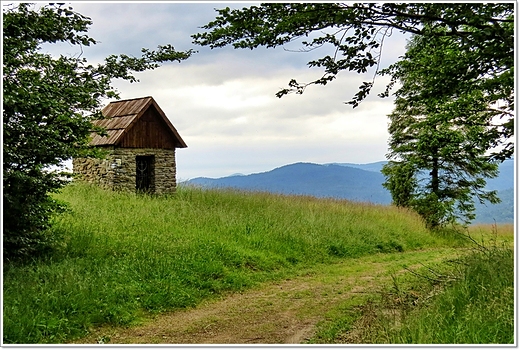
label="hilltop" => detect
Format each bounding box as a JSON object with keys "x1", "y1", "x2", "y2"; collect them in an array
[
  {"x1": 4, "y1": 183, "x2": 454, "y2": 344},
  {"x1": 4, "y1": 184, "x2": 513, "y2": 344}
]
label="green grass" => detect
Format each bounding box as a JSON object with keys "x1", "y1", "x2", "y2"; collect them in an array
[
  {"x1": 392, "y1": 247, "x2": 514, "y2": 344},
  {"x1": 313, "y1": 228, "x2": 515, "y2": 344},
  {"x1": 3, "y1": 183, "x2": 466, "y2": 344}
]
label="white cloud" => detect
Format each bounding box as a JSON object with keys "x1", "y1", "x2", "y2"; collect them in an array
[
  {"x1": 39, "y1": 2, "x2": 409, "y2": 179},
  {"x1": 109, "y1": 53, "x2": 396, "y2": 179}
]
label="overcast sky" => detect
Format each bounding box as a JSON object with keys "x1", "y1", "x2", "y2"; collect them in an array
[{"x1": 44, "y1": 2, "x2": 410, "y2": 180}]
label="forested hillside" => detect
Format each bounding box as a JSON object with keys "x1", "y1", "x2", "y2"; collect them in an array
[{"x1": 186, "y1": 160, "x2": 514, "y2": 224}]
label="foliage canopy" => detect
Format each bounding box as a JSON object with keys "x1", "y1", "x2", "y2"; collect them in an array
[
  {"x1": 381, "y1": 32, "x2": 501, "y2": 228},
  {"x1": 3, "y1": 3, "x2": 193, "y2": 261},
  {"x1": 193, "y1": 3, "x2": 514, "y2": 160}
]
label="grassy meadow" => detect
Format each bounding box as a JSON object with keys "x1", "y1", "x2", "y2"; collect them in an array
[
  {"x1": 3, "y1": 183, "x2": 513, "y2": 344},
  {"x1": 385, "y1": 246, "x2": 514, "y2": 344},
  {"x1": 311, "y1": 231, "x2": 514, "y2": 344}
]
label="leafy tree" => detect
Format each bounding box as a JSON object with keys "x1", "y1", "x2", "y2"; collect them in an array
[
  {"x1": 3, "y1": 3, "x2": 193, "y2": 261},
  {"x1": 192, "y1": 3, "x2": 514, "y2": 160},
  {"x1": 380, "y1": 161, "x2": 416, "y2": 208},
  {"x1": 381, "y1": 32, "x2": 500, "y2": 228}
]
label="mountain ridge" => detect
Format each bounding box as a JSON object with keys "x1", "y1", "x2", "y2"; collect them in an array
[
  {"x1": 184, "y1": 160, "x2": 514, "y2": 224},
  {"x1": 187, "y1": 162, "x2": 392, "y2": 204}
]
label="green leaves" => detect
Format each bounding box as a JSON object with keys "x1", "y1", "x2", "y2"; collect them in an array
[
  {"x1": 193, "y1": 3, "x2": 513, "y2": 121},
  {"x1": 381, "y1": 161, "x2": 417, "y2": 208},
  {"x1": 3, "y1": 3, "x2": 193, "y2": 262},
  {"x1": 383, "y1": 33, "x2": 502, "y2": 229}
]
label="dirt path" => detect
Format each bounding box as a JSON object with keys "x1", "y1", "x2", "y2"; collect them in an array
[{"x1": 73, "y1": 248, "x2": 460, "y2": 344}]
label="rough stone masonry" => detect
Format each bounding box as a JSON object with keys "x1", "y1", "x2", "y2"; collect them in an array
[{"x1": 73, "y1": 147, "x2": 177, "y2": 195}]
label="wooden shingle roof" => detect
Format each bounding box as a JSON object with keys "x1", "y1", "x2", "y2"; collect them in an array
[{"x1": 90, "y1": 96, "x2": 187, "y2": 148}]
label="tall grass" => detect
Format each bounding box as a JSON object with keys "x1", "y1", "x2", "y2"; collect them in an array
[
  {"x1": 329, "y1": 229, "x2": 514, "y2": 344},
  {"x1": 383, "y1": 246, "x2": 514, "y2": 344},
  {"x1": 4, "y1": 183, "x2": 463, "y2": 344}
]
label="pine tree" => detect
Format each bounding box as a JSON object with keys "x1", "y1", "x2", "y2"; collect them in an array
[{"x1": 381, "y1": 32, "x2": 501, "y2": 228}]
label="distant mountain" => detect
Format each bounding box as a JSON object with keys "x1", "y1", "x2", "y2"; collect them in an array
[
  {"x1": 484, "y1": 159, "x2": 515, "y2": 191},
  {"x1": 185, "y1": 160, "x2": 514, "y2": 224},
  {"x1": 329, "y1": 161, "x2": 387, "y2": 173},
  {"x1": 474, "y1": 188, "x2": 514, "y2": 224},
  {"x1": 337, "y1": 160, "x2": 515, "y2": 224},
  {"x1": 187, "y1": 162, "x2": 392, "y2": 204},
  {"x1": 338, "y1": 159, "x2": 515, "y2": 191},
  {"x1": 473, "y1": 160, "x2": 514, "y2": 223}
]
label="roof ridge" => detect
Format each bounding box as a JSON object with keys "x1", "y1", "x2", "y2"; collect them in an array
[
  {"x1": 100, "y1": 113, "x2": 138, "y2": 118},
  {"x1": 109, "y1": 96, "x2": 153, "y2": 104}
]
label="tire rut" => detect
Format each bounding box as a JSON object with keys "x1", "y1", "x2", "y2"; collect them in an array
[{"x1": 72, "y1": 248, "x2": 459, "y2": 344}]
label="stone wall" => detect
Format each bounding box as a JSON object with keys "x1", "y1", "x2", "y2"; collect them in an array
[{"x1": 73, "y1": 147, "x2": 177, "y2": 194}]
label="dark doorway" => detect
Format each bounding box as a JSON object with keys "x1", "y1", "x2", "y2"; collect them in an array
[{"x1": 136, "y1": 155, "x2": 155, "y2": 193}]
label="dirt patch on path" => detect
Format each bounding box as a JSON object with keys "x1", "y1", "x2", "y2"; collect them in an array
[{"x1": 73, "y1": 249, "x2": 459, "y2": 344}]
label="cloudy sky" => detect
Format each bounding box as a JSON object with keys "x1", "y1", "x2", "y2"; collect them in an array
[{"x1": 44, "y1": 2, "x2": 410, "y2": 180}]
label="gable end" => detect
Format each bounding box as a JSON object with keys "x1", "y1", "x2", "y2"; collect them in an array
[
  {"x1": 89, "y1": 96, "x2": 187, "y2": 149},
  {"x1": 119, "y1": 105, "x2": 180, "y2": 149}
]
